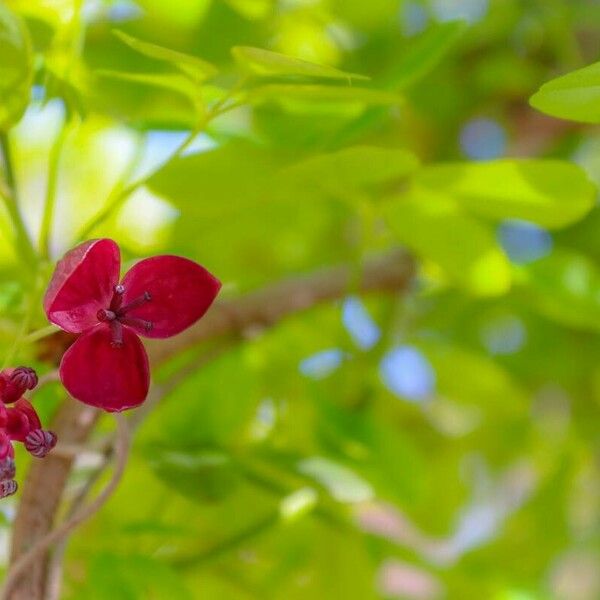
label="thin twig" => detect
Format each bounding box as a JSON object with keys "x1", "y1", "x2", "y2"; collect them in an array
[
  {"x1": 39, "y1": 121, "x2": 70, "y2": 259},
  {"x1": 23, "y1": 325, "x2": 60, "y2": 344},
  {"x1": 41, "y1": 344, "x2": 229, "y2": 600},
  {"x1": 76, "y1": 126, "x2": 197, "y2": 241},
  {"x1": 35, "y1": 369, "x2": 60, "y2": 389},
  {"x1": 2, "y1": 271, "x2": 44, "y2": 369},
  {"x1": 0, "y1": 133, "x2": 38, "y2": 266},
  {"x1": 1, "y1": 413, "x2": 130, "y2": 600},
  {"x1": 76, "y1": 78, "x2": 248, "y2": 241},
  {"x1": 75, "y1": 134, "x2": 145, "y2": 241}
]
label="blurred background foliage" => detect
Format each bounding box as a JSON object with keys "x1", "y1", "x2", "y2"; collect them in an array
[{"x1": 0, "y1": 0, "x2": 600, "y2": 598}]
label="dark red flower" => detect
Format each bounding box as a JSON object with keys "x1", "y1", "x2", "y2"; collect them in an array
[{"x1": 44, "y1": 239, "x2": 221, "y2": 412}]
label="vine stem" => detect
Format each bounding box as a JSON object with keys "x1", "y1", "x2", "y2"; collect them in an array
[
  {"x1": 2, "y1": 270, "x2": 44, "y2": 369},
  {"x1": 0, "y1": 132, "x2": 38, "y2": 267},
  {"x1": 1, "y1": 413, "x2": 130, "y2": 600},
  {"x1": 76, "y1": 126, "x2": 199, "y2": 240},
  {"x1": 77, "y1": 79, "x2": 248, "y2": 241},
  {"x1": 23, "y1": 325, "x2": 60, "y2": 344},
  {"x1": 39, "y1": 121, "x2": 70, "y2": 260}
]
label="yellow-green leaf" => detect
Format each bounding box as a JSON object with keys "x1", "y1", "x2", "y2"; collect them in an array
[
  {"x1": 246, "y1": 83, "x2": 402, "y2": 106},
  {"x1": 518, "y1": 249, "x2": 600, "y2": 331},
  {"x1": 385, "y1": 189, "x2": 511, "y2": 296},
  {"x1": 280, "y1": 146, "x2": 418, "y2": 197},
  {"x1": 113, "y1": 30, "x2": 218, "y2": 83},
  {"x1": 232, "y1": 46, "x2": 369, "y2": 81},
  {"x1": 96, "y1": 70, "x2": 199, "y2": 102},
  {"x1": 416, "y1": 159, "x2": 596, "y2": 230},
  {"x1": 530, "y1": 61, "x2": 600, "y2": 124},
  {"x1": 0, "y1": 4, "x2": 32, "y2": 130}
]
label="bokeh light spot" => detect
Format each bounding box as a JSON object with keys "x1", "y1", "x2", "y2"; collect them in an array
[
  {"x1": 299, "y1": 349, "x2": 344, "y2": 379},
  {"x1": 400, "y1": 1, "x2": 429, "y2": 36},
  {"x1": 460, "y1": 117, "x2": 507, "y2": 160},
  {"x1": 380, "y1": 345, "x2": 435, "y2": 401},
  {"x1": 498, "y1": 220, "x2": 553, "y2": 264},
  {"x1": 342, "y1": 296, "x2": 381, "y2": 350},
  {"x1": 480, "y1": 314, "x2": 526, "y2": 355},
  {"x1": 432, "y1": 0, "x2": 489, "y2": 24}
]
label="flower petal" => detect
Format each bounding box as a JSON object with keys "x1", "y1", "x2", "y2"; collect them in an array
[
  {"x1": 59, "y1": 325, "x2": 150, "y2": 411},
  {"x1": 44, "y1": 239, "x2": 121, "y2": 333},
  {"x1": 0, "y1": 431, "x2": 13, "y2": 460},
  {"x1": 120, "y1": 256, "x2": 221, "y2": 338},
  {"x1": 6, "y1": 398, "x2": 42, "y2": 441}
]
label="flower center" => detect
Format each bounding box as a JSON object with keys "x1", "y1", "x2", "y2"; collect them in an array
[{"x1": 97, "y1": 285, "x2": 153, "y2": 347}]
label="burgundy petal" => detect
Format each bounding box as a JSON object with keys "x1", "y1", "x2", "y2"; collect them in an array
[
  {"x1": 0, "y1": 431, "x2": 12, "y2": 460},
  {"x1": 6, "y1": 398, "x2": 42, "y2": 442},
  {"x1": 44, "y1": 239, "x2": 121, "y2": 333},
  {"x1": 120, "y1": 256, "x2": 221, "y2": 338},
  {"x1": 59, "y1": 325, "x2": 150, "y2": 411}
]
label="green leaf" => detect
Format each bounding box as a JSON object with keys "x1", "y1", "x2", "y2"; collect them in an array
[
  {"x1": 297, "y1": 456, "x2": 374, "y2": 503},
  {"x1": 113, "y1": 30, "x2": 218, "y2": 82},
  {"x1": 246, "y1": 83, "x2": 402, "y2": 106},
  {"x1": 518, "y1": 249, "x2": 600, "y2": 331},
  {"x1": 385, "y1": 189, "x2": 511, "y2": 295},
  {"x1": 149, "y1": 448, "x2": 241, "y2": 503},
  {"x1": 416, "y1": 159, "x2": 596, "y2": 229},
  {"x1": 223, "y1": 0, "x2": 272, "y2": 20},
  {"x1": 387, "y1": 21, "x2": 467, "y2": 89},
  {"x1": 83, "y1": 553, "x2": 194, "y2": 600},
  {"x1": 419, "y1": 340, "x2": 527, "y2": 412},
  {"x1": 232, "y1": 46, "x2": 369, "y2": 81},
  {"x1": 96, "y1": 69, "x2": 200, "y2": 103},
  {"x1": 0, "y1": 4, "x2": 32, "y2": 129},
  {"x1": 530, "y1": 61, "x2": 600, "y2": 123},
  {"x1": 280, "y1": 146, "x2": 419, "y2": 197}
]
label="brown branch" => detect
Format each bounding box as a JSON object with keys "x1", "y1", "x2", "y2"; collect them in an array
[
  {"x1": 145, "y1": 249, "x2": 415, "y2": 364},
  {"x1": 2, "y1": 415, "x2": 130, "y2": 600},
  {"x1": 5, "y1": 248, "x2": 414, "y2": 599}
]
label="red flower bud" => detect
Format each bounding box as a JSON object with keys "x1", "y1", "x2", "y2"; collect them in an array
[
  {"x1": 0, "y1": 479, "x2": 17, "y2": 498},
  {"x1": 0, "y1": 366, "x2": 38, "y2": 404},
  {"x1": 0, "y1": 457, "x2": 15, "y2": 481},
  {"x1": 24, "y1": 429, "x2": 57, "y2": 458}
]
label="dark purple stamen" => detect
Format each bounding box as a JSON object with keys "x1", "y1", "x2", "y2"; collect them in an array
[
  {"x1": 110, "y1": 284, "x2": 125, "y2": 311},
  {"x1": 110, "y1": 321, "x2": 124, "y2": 348},
  {"x1": 120, "y1": 317, "x2": 153, "y2": 333},
  {"x1": 97, "y1": 309, "x2": 116, "y2": 322},
  {"x1": 98, "y1": 286, "x2": 153, "y2": 346},
  {"x1": 118, "y1": 291, "x2": 152, "y2": 315}
]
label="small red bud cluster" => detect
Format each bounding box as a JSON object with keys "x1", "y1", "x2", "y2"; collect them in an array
[{"x1": 0, "y1": 367, "x2": 56, "y2": 498}]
